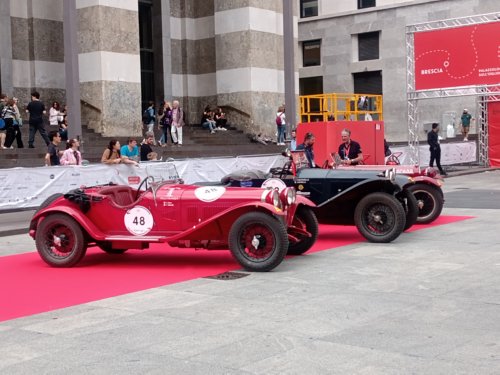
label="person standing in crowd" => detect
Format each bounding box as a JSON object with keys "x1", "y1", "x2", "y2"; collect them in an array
[
  {"x1": 170, "y1": 100, "x2": 185, "y2": 146},
  {"x1": 120, "y1": 137, "x2": 140, "y2": 165},
  {"x1": 2, "y1": 98, "x2": 22, "y2": 149},
  {"x1": 460, "y1": 108, "x2": 472, "y2": 142},
  {"x1": 289, "y1": 129, "x2": 297, "y2": 151},
  {"x1": 0, "y1": 94, "x2": 7, "y2": 148},
  {"x1": 101, "y1": 139, "x2": 122, "y2": 164},
  {"x1": 276, "y1": 105, "x2": 286, "y2": 146},
  {"x1": 26, "y1": 91, "x2": 50, "y2": 148},
  {"x1": 45, "y1": 130, "x2": 62, "y2": 166},
  {"x1": 427, "y1": 123, "x2": 446, "y2": 176},
  {"x1": 296, "y1": 132, "x2": 316, "y2": 168},
  {"x1": 49, "y1": 101, "x2": 62, "y2": 128},
  {"x1": 143, "y1": 101, "x2": 156, "y2": 144},
  {"x1": 338, "y1": 128, "x2": 363, "y2": 165},
  {"x1": 158, "y1": 101, "x2": 171, "y2": 146},
  {"x1": 60, "y1": 138, "x2": 82, "y2": 166},
  {"x1": 11, "y1": 97, "x2": 24, "y2": 148}
]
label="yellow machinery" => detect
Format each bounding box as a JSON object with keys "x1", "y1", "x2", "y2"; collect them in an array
[{"x1": 299, "y1": 93, "x2": 383, "y2": 123}]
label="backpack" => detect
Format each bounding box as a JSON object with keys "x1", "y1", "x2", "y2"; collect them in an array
[
  {"x1": 276, "y1": 113, "x2": 282, "y2": 126},
  {"x1": 142, "y1": 109, "x2": 151, "y2": 124}
]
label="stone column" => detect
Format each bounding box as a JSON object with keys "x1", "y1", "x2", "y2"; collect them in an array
[
  {"x1": 77, "y1": 0, "x2": 142, "y2": 137},
  {"x1": 214, "y1": 0, "x2": 295, "y2": 137}
]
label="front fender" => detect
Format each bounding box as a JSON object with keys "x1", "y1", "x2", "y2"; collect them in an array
[
  {"x1": 168, "y1": 201, "x2": 285, "y2": 242},
  {"x1": 30, "y1": 206, "x2": 106, "y2": 241},
  {"x1": 406, "y1": 176, "x2": 444, "y2": 189}
]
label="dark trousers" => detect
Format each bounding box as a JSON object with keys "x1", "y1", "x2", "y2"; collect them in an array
[
  {"x1": 4, "y1": 121, "x2": 24, "y2": 148},
  {"x1": 429, "y1": 146, "x2": 444, "y2": 173},
  {"x1": 28, "y1": 121, "x2": 50, "y2": 147}
]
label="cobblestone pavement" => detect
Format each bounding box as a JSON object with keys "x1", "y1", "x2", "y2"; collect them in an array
[{"x1": 1, "y1": 170, "x2": 499, "y2": 374}]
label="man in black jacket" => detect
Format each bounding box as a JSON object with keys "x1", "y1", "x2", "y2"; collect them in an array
[{"x1": 427, "y1": 123, "x2": 446, "y2": 176}]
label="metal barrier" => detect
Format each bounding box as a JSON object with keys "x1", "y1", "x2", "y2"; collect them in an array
[{"x1": 299, "y1": 93, "x2": 383, "y2": 123}]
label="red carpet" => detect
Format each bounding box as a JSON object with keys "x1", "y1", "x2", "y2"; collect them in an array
[{"x1": 0, "y1": 215, "x2": 472, "y2": 322}]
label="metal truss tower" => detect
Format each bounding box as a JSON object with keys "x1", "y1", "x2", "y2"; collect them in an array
[{"x1": 406, "y1": 12, "x2": 500, "y2": 166}]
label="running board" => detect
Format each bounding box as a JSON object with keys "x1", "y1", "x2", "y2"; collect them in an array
[{"x1": 104, "y1": 235, "x2": 166, "y2": 242}]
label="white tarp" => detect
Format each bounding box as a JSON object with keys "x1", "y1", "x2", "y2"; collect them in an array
[
  {"x1": 0, "y1": 154, "x2": 287, "y2": 211},
  {"x1": 391, "y1": 141, "x2": 477, "y2": 165}
]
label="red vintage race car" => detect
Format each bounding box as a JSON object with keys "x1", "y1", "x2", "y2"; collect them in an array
[
  {"x1": 29, "y1": 175, "x2": 318, "y2": 272},
  {"x1": 332, "y1": 154, "x2": 444, "y2": 224}
]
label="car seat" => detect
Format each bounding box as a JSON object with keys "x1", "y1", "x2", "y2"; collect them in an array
[{"x1": 98, "y1": 186, "x2": 136, "y2": 208}]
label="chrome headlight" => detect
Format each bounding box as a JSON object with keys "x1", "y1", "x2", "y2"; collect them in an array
[
  {"x1": 266, "y1": 189, "x2": 282, "y2": 209},
  {"x1": 384, "y1": 168, "x2": 396, "y2": 182},
  {"x1": 280, "y1": 187, "x2": 296, "y2": 206}
]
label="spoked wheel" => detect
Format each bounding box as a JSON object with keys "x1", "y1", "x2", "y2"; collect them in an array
[
  {"x1": 287, "y1": 206, "x2": 318, "y2": 255},
  {"x1": 35, "y1": 213, "x2": 87, "y2": 267},
  {"x1": 407, "y1": 184, "x2": 444, "y2": 224},
  {"x1": 228, "y1": 212, "x2": 288, "y2": 272},
  {"x1": 354, "y1": 192, "x2": 406, "y2": 243},
  {"x1": 398, "y1": 189, "x2": 419, "y2": 231}
]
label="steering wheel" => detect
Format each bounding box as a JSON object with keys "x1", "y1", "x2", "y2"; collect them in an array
[{"x1": 135, "y1": 176, "x2": 154, "y2": 200}]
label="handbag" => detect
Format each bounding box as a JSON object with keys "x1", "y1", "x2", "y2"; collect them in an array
[{"x1": 0, "y1": 118, "x2": 5, "y2": 130}]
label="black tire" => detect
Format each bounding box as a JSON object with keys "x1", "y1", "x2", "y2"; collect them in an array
[
  {"x1": 228, "y1": 212, "x2": 288, "y2": 272},
  {"x1": 407, "y1": 184, "x2": 444, "y2": 224},
  {"x1": 398, "y1": 189, "x2": 419, "y2": 231},
  {"x1": 354, "y1": 192, "x2": 406, "y2": 243},
  {"x1": 35, "y1": 213, "x2": 87, "y2": 267},
  {"x1": 288, "y1": 206, "x2": 319, "y2": 255}
]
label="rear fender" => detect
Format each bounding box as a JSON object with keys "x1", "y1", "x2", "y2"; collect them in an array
[{"x1": 30, "y1": 206, "x2": 106, "y2": 241}]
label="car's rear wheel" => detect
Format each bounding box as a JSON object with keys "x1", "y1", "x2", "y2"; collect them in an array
[
  {"x1": 354, "y1": 192, "x2": 406, "y2": 243},
  {"x1": 287, "y1": 206, "x2": 318, "y2": 255},
  {"x1": 35, "y1": 213, "x2": 87, "y2": 267},
  {"x1": 407, "y1": 184, "x2": 444, "y2": 224},
  {"x1": 228, "y1": 212, "x2": 288, "y2": 272},
  {"x1": 398, "y1": 189, "x2": 419, "y2": 231}
]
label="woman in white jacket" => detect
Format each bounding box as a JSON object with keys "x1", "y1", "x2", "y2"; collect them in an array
[{"x1": 49, "y1": 101, "x2": 62, "y2": 127}]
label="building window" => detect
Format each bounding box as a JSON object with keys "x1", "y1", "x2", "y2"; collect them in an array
[
  {"x1": 353, "y1": 71, "x2": 382, "y2": 95},
  {"x1": 358, "y1": 31, "x2": 380, "y2": 61},
  {"x1": 302, "y1": 40, "x2": 321, "y2": 67},
  {"x1": 358, "y1": 0, "x2": 376, "y2": 9},
  {"x1": 300, "y1": 0, "x2": 318, "y2": 18}
]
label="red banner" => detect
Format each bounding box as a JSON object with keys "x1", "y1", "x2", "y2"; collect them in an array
[
  {"x1": 488, "y1": 101, "x2": 500, "y2": 167},
  {"x1": 414, "y1": 22, "x2": 500, "y2": 90}
]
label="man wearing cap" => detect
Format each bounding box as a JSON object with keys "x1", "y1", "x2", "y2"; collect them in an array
[
  {"x1": 427, "y1": 123, "x2": 446, "y2": 176},
  {"x1": 460, "y1": 109, "x2": 472, "y2": 141}
]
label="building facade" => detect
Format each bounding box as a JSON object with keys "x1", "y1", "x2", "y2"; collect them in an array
[
  {"x1": 0, "y1": 0, "x2": 498, "y2": 141},
  {"x1": 0, "y1": 0, "x2": 295, "y2": 138},
  {"x1": 298, "y1": 0, "x2": 500, "y2": 141}
]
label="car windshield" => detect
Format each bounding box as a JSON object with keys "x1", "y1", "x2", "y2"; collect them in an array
[{"x1": 143, "y1": 161, "x2": 180, "y2": 183}]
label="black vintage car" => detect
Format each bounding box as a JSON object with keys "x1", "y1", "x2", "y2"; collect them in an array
[{"x1": 201, "y1": 159, "x2": 417, "y2": 244}]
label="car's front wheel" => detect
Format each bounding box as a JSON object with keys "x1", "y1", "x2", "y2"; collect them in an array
[
  {"x1": 35, "y1": 213, "x2": 87, "y2": 267},
  {"x1": 228, "y1": 212, "x2": 288, "y2": 272},
  {"x1": 354, "y1": 192, "x2": 406, "y2": 243},
  {"x1": 407, "y1": 184, "x2": 444, "y2": 224},
  {"x1": 287, "y1": 206, "x2": 319, "y2": 255}
]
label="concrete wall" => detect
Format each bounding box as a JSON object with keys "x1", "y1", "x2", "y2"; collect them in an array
[{"x1": 299, "y1": 0, "x2": 500, "y2": 141}]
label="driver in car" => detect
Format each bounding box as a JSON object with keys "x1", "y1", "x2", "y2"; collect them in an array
[
  {"x1": 338, "y1": 128, "x2": 363, "y2": 165},
  {"x1": 295, "y1": 132, "x2": 316, "y2": 168}
]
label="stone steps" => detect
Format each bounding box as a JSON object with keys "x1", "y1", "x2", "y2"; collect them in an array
[{"x1": 0, "y1": 123, "x2": 283, "y2": 168}]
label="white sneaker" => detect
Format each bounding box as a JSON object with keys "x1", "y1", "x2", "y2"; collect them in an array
[
  {"x1": 464, "y1": 137, "x2": 468, "y2": 141},
  {"x1": 211, "y1": 130, "x2": 215, "y2": 134}
]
